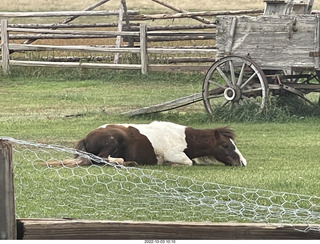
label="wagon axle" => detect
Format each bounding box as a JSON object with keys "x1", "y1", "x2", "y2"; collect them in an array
[{"x1": 224, "y1": 86, "x2": 242, "y2": 102}]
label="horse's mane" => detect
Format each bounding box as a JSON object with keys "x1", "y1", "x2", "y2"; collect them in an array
[{"x1": 215, "y1": 127, "x2": 235, "y2": 140}]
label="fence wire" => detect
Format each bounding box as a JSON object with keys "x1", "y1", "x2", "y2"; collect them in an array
[{"x1": 2, "y1": 137, "x2": 320, "y2": 233}]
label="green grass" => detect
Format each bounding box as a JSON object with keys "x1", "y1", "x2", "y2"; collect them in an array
[{"x1": 1, "y1": 67, "x2": 320, "y2": 223}]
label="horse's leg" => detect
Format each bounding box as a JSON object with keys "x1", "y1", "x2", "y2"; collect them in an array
[
  {"x1": 107, "y1": 155, "x2": 124, "y2": 164},
  {"x1": 97, "y1": 154, "x2": 138, "y2": 167},
  {"x1": 163, "y1": 152, "x2": 193, "y2": 166}
]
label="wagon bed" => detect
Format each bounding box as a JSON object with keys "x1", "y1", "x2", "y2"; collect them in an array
[
  {"x1": 201, "y1": 0, "x2": 320, "y2": 115},
  {"x1": 125, "y1": 0, "x2": 320, "y2": 117},
  {"x1": 216, "y1": 15, "x2": 320, "y2": 71}
]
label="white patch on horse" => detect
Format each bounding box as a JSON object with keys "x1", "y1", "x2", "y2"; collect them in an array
[
  {"x1": 230, "y1": 139, "x2": 247, "y2": 166},
  {"x1": 99, "y1": 121, "x2": 192, "y2": 166}
]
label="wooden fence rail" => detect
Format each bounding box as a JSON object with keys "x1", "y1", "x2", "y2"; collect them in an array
[
  {"x1": 0, "y1": 10, "x2": 139, "y2": 18},
  {"x1": 0, "y1": 20, "x2": 149, "y2": 74},
  {"x1": 0, "y1": 14, "x2": 217, "y2": 74}
]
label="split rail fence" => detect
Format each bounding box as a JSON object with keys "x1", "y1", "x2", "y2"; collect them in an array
[{"x1": 0, "y1": 10, "x2": 221, "y2": 75}]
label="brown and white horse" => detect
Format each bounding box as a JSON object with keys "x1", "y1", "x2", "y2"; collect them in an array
[{"x1": 74, "y1": 121, "x2": 247, "y2": 167}]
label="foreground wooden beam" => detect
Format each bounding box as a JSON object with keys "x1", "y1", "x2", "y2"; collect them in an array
[{"x1": 17, "y1": 219, "x2": 320, "y2": 240}]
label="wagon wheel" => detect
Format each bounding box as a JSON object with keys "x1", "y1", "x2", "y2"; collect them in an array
[{"x1": 202, "y1": 55, "x2": 269, "y2": 115}]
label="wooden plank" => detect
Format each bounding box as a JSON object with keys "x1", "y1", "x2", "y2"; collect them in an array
[
  {"x1": 122, "y1": 92, "x2": 203, "y2": 116},
  {"x1": 315, "y1": 15, "x2": 320, "y2": 69},
  {"x1": 0, "y1": 140, "x2": 16, "y2": 240},
  {"x1": 17, "y1": 219, "x2": 320, "y2": 240},
  {"x1": 216, "y1": 15, "x2": 319, "y2": 70}
]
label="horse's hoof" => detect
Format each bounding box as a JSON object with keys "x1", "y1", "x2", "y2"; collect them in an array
[{"x1": 123, "y1": 161, "x2": 138, "y2": 167}]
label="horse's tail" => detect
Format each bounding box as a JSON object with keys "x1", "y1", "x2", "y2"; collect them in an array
[
  {"x1": 74, "y1": 138, "x2": 87, "y2": 158},
  {"x1": 73, "y1": 138, "x2": 92, "y2": 165}
]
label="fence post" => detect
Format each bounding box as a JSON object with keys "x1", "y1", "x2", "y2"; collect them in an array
[
  {"x1": 0, "y1": 140, "x2": 16, "y2": 240},
  {"x1": 140, "y1": 24, "x2": 148, "y2": 75},
  {"x1": 1, "y1": 19, "x2": 10, "y2": 75}
]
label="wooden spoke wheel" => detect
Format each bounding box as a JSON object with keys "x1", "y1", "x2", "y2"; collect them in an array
[{"x1": 202, "y1": 55, "x2": 269, "y2": 116}]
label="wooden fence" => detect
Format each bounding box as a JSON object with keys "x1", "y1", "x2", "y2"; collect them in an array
[{"x1": 0, "y1": 11, "x2": 222, "y2": 74}]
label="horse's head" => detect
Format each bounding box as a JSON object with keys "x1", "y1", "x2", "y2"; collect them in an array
[{"x1": 212, "y1": 127, "x2": 247, "y2": 166}]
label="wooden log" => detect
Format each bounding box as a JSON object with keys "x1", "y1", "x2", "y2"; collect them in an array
[
  {"x1": 22, "y1": 0, "x2": 113, "y2": 45},
  {"x1": 17, "y1": 219, "x2": 320, "y2": 240},
  {"x1": 147, "y1": 31, "x2": 215, "y2": 36},
  {"x1": 161, "y1": 57, "x2": 216, "y2": 64},
  {"x1": 0, "y1": 140, "x2": 16, "y2": 240},
  {"x1": 124, "y1": 23, "x2": 216, "y2": 31},
  {"x1": 150, "y1": 0, "x2": 214, "y2": 24},
  {"x1": 147, "y1": 47, "x2": 216, "y2": 54},
  {"x1": 114, "y1": 3, "x2": 124, "y2": 64},
  {"x1": 7, "y1": 28, "x2": 140, "y2": 36},
  {"x1": 147, "y1": 35, "x2": 215, "y2": 42},
  {"x1": 1, "y1": 19, "x2": 10, "y2": 75},
  {"x1": 122, "y1": 92, "x2": 203, "y2": 116},
  {"x1": 59, "y1": 0, "x2": 112, "y2": 26},
  {"x1": 148, "y1": 64, "x2": 210, "y2": 72},
  {"x1": 140, "y1": 24, "x2": 148, "y2": 75},
  {"x1": 42, "y1": 56, "x2": 215, "y2": 64},
  {"x1": 9, "y1": 44, "x2": 141, "y2": 53},
  {"x1": 9, "y1": 60, "x2": 141, "y2": 70},
  {"x1": 0, "y1": 10, "x2": 139, "y2": 18},
  {"x1": 130, "y1": 9, "x2": 264, "y2": 21},
  {"x1": 9, "y1": 43, "x2": 215, "y2": 54},
  {"x1": 8, "y1": 23, "x2": 119, "y2": 29},
  {"x1": 121, "y1": 0, "x2": 134, "y2": 47},
  {"x1": 8, "y1": 34, "x2": 132, "y2": 40}
]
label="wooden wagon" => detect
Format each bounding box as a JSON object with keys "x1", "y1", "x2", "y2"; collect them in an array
[
  {"x1": 125, "y1": 0, "x2": 320, "y2": 116},
  {"x1": 202, "y1": 0, "x2": 320, "y2": 115}
]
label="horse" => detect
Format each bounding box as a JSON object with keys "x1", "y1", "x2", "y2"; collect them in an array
[{"x1": 74, "y1": 121, "x2": 247, "y2": 167}]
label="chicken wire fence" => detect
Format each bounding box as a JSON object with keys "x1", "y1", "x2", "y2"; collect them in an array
[{"x1": 2, "y1": 137, "x2": 320, "y2": 233}]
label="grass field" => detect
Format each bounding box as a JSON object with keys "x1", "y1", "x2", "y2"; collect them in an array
[
  {"x1": 1, "y1": 68, "x2": 320, "y2": 223},
  {"x1": 1, "y1": 0, "x2": 320, "y2": 224}
]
